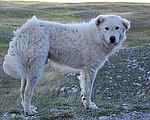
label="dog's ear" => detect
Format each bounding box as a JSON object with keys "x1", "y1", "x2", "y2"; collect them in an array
[
  {"x1": 96, "y1": 16, "x2": 105, "y2": 27},
  {"x1": 122, "y1": 19, "x2": 130, "y2": 31}
]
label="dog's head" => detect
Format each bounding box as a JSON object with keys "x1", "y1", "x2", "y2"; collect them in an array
[{"x1": 95, "y1": 15, "x2": 130, "y2": 46}]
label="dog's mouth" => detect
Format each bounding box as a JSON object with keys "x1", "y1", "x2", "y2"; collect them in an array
[
  {"x1": 108, "y1": 42, "x2": 118, "y2": 46},
  {"x1": 103, "y1": 40, "x2": 118, "y2": 47}
]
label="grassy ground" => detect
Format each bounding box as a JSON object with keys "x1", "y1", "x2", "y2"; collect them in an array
[{"x1": 0, "y1": 1, "x2": 150, "y2": 119}]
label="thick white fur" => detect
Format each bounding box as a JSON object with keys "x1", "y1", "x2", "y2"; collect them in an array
[{"x1": 3, "y1": 15, "x2": 130, "y2": 115}]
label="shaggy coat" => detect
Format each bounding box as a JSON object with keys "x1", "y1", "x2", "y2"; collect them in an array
[{"x1": 3, "y1": 15, "x2": 130, "y2": 115}]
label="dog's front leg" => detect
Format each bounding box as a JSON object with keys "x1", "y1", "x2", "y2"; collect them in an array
[{"x1": 79, "y1": 69, "x2": 98, "y2": 110}]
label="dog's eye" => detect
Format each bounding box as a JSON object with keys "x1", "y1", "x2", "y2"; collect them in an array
[
  {"x1": 115, "y1": 26, "x2": 119, "y2": 30},
  {"x1": 105, "y1": 27, "x2": 109, "y2": 30}
]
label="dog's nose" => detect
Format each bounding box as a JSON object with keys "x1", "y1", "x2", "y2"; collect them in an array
[{"x1": 110, "y1": 36, "x2": 116, "y2": 43}]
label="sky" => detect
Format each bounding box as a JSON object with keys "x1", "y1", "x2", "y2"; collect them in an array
[{"x1": 2, "y1": 0, "x2": 150, "y2": 3}]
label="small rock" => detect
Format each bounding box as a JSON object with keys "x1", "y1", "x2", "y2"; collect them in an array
[
  {"x1": 136, "y1": 91, "x2": 145, "y2": 97},
  {"x1": 60, "y1": 85, "x2": 79, "y2": 94},
  {"x1": 99, "y1": 116, "x2": 108, "y2": 120},
  {"x1": 133, "y1": 82, "x2": 142, "y2": 87},
  {"x1": 97, "y1": 86, "x2": 102, "y2": 92},
  {"x1": 112, "y1": 114, "x2": 116, "y2": 117},
  {"x1": 2, "y1": 113, "x2": 9, "y2": 118},
  {"x1": 11, "y1": 114, "x2": 16, "y2": 118},
  {"x1": 123, "y1": 80, "x2": 127, "y2": 83},
  {"x1": 116, "y1": 75, "x2": 122, "y2": 78},
  {"x1": 123, "y1": 103, "x2": 130, "y2": 110},
  {"x1": 138, "y1": 77, "x2": 142, "y2": 81}
]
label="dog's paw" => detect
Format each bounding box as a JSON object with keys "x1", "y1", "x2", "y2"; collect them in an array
[
  {"x1": 84, "y1": 102, "x2": 98, "y2": 110},
  {"x1": 31, "y1": 105, "x2": 37, "y2": 111},
  {"x1": 22, "y1": 102, "x2": 38, "y2": 116},
  {"x1": 25, "y1": 108, "x2": 38, "y2": 116},
  {"x1": 88, "y1": 102, "x2": 98, "y2": 109}
]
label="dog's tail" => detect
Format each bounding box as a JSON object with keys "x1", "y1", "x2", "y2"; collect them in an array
[{"x1": 3, "y1": 54, "x2": 26, "y2": 78}]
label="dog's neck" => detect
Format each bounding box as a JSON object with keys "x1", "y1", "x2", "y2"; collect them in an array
[{"x1": 101, "y1": 42, "x2": 122, "y2": 57}]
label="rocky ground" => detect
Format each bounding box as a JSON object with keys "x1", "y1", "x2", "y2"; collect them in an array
[
  {"x1": 0, "y1": 44, "x2": 149, "y2": 120},
  {"x1": 1, "y1": 111, "x2": 150, "y2": 120}
]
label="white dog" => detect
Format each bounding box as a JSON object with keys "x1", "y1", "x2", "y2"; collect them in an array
[{"x1": 3, "y1": 15, "x2": 130, "y2": 115}]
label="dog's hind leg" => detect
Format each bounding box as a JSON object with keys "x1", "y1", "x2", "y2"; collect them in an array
[
  {"x1": 23, "y1": 76, "x2": 39, "y2": 116},
  {"x1": 20, "y1": 78, "x2": 37, "y2": 113},
  {"x1": 23, "y1": 57, "x2": 47, "y2": 116},
  {"x1": 20, "y1": 78, "x2": 26, "y2": 108}
]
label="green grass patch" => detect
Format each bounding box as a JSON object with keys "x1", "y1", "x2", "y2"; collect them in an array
[
  {"x1": 0, "y1": 9, "x2": 38, "y2": 19},
  {"x1": 0, "y1": 38, "x2": 9, "y2": 57},
  {"x1": 35, "y1": 8, "x2": 83, "y2": 22},
  {"x1": 0, "y1": 38, "x2": 8, "y2": 47},
  {"x1": 0, "y1": 26, "x2": 16, "y2": 31},
  {"x1": 124, "y1": 39, "x2": 150, "y2": 47}
]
